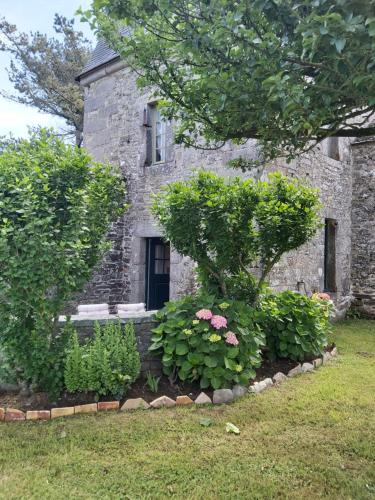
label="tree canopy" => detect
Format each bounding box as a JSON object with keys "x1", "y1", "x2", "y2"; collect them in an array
[
  {"x1": 0, "y1": 15, "x2": 92, "y2": 146},
  {"x1": 152, "y1": 171, "x2": 321, "y2": 302},
  {"x1": 85, "y1": 0, "x2": 375, "y2": 163}
]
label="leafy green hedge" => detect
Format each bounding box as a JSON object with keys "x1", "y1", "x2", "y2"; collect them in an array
[{"x1": 0, "y1": 130, "x2": 126, "y2": 394}]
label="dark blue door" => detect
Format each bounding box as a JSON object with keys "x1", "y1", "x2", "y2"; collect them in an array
[{"x1": 146, "y1": 238, "x2": 170, "y2": 310}]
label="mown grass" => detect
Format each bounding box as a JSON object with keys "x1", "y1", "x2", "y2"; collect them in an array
[{"x1": 0, "y1": 320, "x2": 374, "y2": 499}]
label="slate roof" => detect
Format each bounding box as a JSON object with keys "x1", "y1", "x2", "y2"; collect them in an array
[{"x1": 77, "y1": 27, "x2": 131, "y2": 80}]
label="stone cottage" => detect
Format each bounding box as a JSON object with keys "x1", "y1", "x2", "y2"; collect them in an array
[{"x1": 76, "y1": 39, "x2": 375, "y2": 318}]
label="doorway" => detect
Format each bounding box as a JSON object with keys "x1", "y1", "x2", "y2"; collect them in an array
[
  {"x1": 145, "y1": 238, "x2": 170, "y2": 310},
  {"x1": 324, "y1": 218, "x2": 337, "y2": 292}
]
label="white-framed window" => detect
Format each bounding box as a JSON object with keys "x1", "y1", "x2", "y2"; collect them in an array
[
  {"x1": 152, "y1": 106, "x2": 166, "y2": 164},
  {"x1": 145, "y1": 103, "x2": 166, "y2": 165}
]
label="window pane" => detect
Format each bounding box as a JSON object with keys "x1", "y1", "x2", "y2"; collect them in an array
[
  {"x1": 153, "y1": 242, "x2": 170, "y2": 274},
  {"x1": 151, "y1": 106, "x2": 166, "y2": 164},
  {"x1": 159, "y1": 132, "x2": 165, "y2": 161},
  {"x1": 154, "y1": 244, "x2": 164, "y2": 259},
  {"x1": 154, "y1": 259, "x2": 164, "y2": 274}
]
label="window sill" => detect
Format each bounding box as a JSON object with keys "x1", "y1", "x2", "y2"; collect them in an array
[
  {"x1": 144, "y1": 160, "x2": 175, "y2": 171},
  {"x1": 150, "y1": 161, "x2": 166, "y2": 167}
]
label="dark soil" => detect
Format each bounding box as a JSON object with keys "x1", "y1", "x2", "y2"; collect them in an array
[
  {"x1": 254, "y1": 357, "x2": 296, "y2": 382},
  {"x1": 0, "y1": 344, "x2": 336, "y2": 412}
]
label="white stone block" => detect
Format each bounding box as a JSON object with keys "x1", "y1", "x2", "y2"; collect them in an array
[
  {"x1": 117, "y1": 303, "x2": 145, "y2": 312},
  {"x1": 77, "y1": 303, "x2": 109, "y2": 314}
]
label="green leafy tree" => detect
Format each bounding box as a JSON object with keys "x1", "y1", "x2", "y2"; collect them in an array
[
  {"x1": 0, "y1": 15, "x2": 92, "y2": 146},
  {"x1": 152, "y1": 171, "x2": 321, "y2": 302},
  {"x1": 0, "y1": 130, "x2": 126, "y2": 393},
  {"x1": 85, "y1": 0, "x2": 375, "y2": 163}
]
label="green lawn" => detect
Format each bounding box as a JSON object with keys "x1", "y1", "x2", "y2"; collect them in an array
[{"x1": 0, "y1": 320, "x2": 374, "y2": 499}]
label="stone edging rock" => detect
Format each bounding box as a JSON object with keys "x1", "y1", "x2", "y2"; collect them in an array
[{"x1": 0, "y1": 348, "x2": 338, "y2": 422}]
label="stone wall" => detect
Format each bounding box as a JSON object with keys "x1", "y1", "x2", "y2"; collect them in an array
[
  {"x1": 75, "y1": 60, "x2": 354, "y2": 316},
  {"x1": 351, "y1": 139, "x2": 375, "y2": 318}
]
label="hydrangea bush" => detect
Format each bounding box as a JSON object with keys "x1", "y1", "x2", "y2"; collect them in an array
[
  {"x1": 260, "y1": 291, "x2": 332, "y2": 362},
  {"x1": 150, "y1": 293, "x2": 265, "y2": 389}
]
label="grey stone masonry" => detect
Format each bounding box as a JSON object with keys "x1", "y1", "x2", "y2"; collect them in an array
[
  {"x1": 73, "y1": 55, "x2": 374, "y2": 318},
  {"x1": 351, "y1": 139, "x2": 375, "y2": 318}
]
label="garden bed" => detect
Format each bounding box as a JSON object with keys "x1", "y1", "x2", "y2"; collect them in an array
[{"x1": 0, "y1": 347, "x2": 334, "y2": 412}]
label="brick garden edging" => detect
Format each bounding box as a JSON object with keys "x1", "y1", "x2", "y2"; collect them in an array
[{"x1": 0, "y1": 348, "x2": 338, "y2": 422}]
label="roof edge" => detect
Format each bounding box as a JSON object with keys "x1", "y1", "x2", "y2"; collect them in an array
[
  {"x1": 76, "y1": 55, "x2": 121, "y2": 82},
  {"x1": 77, "y1": 57, "x2": 127, "y2": 86}
]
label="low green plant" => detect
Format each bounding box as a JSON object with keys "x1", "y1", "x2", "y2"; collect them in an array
[
  {"x1": 145, "y1": 371, "x2": 160, "y2": 393},
  {"x1": 260, "y1": 291, "x2": 332, "y2": 361},
  {"x1": 150, "y1": 293, "x2": 265, "y2": 390},
  {"x1": 346, "y1": 306, "x2": 361, "y2": 320},
  {"x1": 64, "y1": 321, "x2": 141, "y2": 398}
]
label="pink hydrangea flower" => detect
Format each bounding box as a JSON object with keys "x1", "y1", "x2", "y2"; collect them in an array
[
  {"x1": 195, "y1": 309, "x2": 213, "y2": 320},
  {"x1": 317, "y1": 292, "x2": 331, "y2": 301},
  {"x1": 211, "y1": 315, "x2": 227, "y2": 329},
  {"x1": 225, "y1": 331, "x2": 239, "y2": 346}
]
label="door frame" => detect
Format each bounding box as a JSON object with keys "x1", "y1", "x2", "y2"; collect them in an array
[{"x1": 145, "y1": 237, "x2": 170, "y2": 310}]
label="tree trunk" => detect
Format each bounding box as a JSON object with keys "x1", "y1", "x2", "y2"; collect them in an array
[{"x1": 75, "y1": 129, "x2": 83, "y2": 148}]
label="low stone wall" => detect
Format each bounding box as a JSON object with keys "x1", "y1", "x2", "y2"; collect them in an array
[
  {"x1": 351, "y1": 293, "x2": 375, "y2": 319},
  {"x1": 59, "y1": 314, "x2": 161, "y2": 375}
]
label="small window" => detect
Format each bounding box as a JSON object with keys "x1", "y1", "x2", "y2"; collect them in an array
[
  {"x1": 324, "y1": 218, "x2": 337, "y2": 292},
  {"x1": 154, "y1": 243, "x2": 170, "y2": 274},
  {"x1": 145, "y1": 104, "x2": 166, "y2": 165},
  {"x1": 327, "y1": 137, "x2": 340, "y2": 161}
]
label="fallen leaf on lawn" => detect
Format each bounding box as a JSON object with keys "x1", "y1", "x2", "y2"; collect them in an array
[
  {"x1": 199, "y1": 418, "x2": 213, "y2": 427},
  {"x1": 226, "y1": 422, "x2": 240, "y2": 434}
]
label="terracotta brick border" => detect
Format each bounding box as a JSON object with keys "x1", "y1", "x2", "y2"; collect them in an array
[
  {"x1": 98, "y1": 401, "x2": 120, "y2": 411},
  {"x1": 0, "y1": 349, "x2": 338, "y2": 422}
]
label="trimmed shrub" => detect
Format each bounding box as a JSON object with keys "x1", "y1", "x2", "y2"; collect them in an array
[
  {"x1": 152, "y1": 170, "x2": 321, "y2": 303},
  {"x1": 64, "y1": 321, "x2": 140, "y2": 398},
  {"x1": 150, "y1": 293, "x2": 265, "y2": 389},
  {"x1": 260, "y1": 291, "x2": 332, "y2": 361}
]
